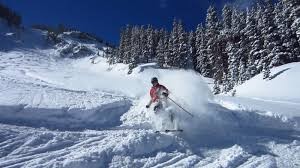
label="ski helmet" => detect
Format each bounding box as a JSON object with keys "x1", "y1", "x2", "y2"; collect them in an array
[{"x1": 151, "y1": 77, "x2": 158, "y2": 84}]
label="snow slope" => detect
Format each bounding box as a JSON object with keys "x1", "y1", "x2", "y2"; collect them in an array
[
  {"x1": 218, "y1": 62, "x2": 300, "y2": 118},
  {"x1": 233, "y1": 62, "x2": 300, "y2": 103},
  {"x1": 0, "y1": 23, "x2": 300, "y2": 167}
]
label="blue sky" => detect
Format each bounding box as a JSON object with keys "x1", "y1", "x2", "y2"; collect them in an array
[{"x1": 1, "y1": 0, "x2": 251, "y2": 44}]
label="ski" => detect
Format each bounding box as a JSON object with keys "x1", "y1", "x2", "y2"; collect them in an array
[
  {"x1": 155, "y1": 129, "x2": 183, "y2": 133},
  {"x1": 165, "y1": 129, "x2": 183, "y2": 132}
]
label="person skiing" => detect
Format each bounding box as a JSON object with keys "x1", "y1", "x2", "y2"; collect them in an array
[
  {"x1": 146, "y1": 77, "x2": 169, "y2": 112},
  {"x1": 146, "y1": 77, "x2": 180, "y2": 132}
]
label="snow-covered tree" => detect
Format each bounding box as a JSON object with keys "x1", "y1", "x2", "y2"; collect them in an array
[
  {"x1": 123, "y1": 25, "x2": 132, "y2": 64},
  {"x1": 280, "y1": 0, "x2": 300, "y2": 62},
  {"x1": 117, "y1": 28, "x2": 126, "y2": 63},
  {"x1": 252, "y1": 4, "x2": 265, "y2": 72},
  {"x1": 222, "y1": 4, "x2": 233, "y2": 31},
  {"x1": 139, "y1": 26, "x2": 148, "y2": 63},
  {"x1": 261, "y1": 0, "x2": 280, "y2": 69},
  {"x1": 107, "y1": 48, "x2": 118, "y2": 65},
  {"x1": 195, "y1": 24, "x2": 211, "y2": 76},
  {"x1": 187, "y1": 31, "x2": 196, "y2": 69},
  {"x1": 156, "y1": 38, "x2": 165, "y2": 68},
  {"x1": 166, "y1": 19, "x2": 180, "y2": 67},
  {"x1": 145, "y1": 25, "x2": 155, "y2": 63},
  {"x1": 245, "y1": 7, "x2": 259, "y2": 79},
  {"x1": 128, "y1": 26, "x2": 141, "y2": 73},
  {"x1": 205, "y1": 6, "x2": 220, "y2": 78},
  {"x1": 156, "y1": 29, "x2": 168, "y2": 67},
  {"x1": 177, "y1": 20, "x2": 189, "y2": 69},
  {"x1": 263, "y1": 63, "x2": 270, "y2": 80},
  {"x1": 226, "y1": 41, "x2": 239, "y2": 90}
]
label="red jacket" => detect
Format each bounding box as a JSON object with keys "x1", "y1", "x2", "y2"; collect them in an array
[{"x1": 150, "y1": 84, "x2": 168, "y2": 103}]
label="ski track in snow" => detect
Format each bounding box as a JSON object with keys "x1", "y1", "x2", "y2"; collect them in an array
[{"x1": 0, "y1": 50, "x2": 300, "y2": 167}]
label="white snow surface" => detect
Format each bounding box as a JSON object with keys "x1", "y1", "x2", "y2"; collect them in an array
[
  {"x1": 0, "y1": 24, "x2": 300, "y2": 168},
  {"x1": 233, "y1": 62, "x2": 300, "y2": 103}
]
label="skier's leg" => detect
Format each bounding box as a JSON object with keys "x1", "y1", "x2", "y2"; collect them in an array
[
  {"x1": 153, "y1": 101, "x2": 165, "y2": 131},
  {"x1": 170, "y1": 111, "x2": 178, "y2": 130},
  {"x1": 170, "y1": 112, "x2": 174, "y2": 123},
  {"x1": 173, "y1": 115, "x2": 179, "y2": 130}
]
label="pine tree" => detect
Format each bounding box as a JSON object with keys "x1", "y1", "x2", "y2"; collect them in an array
[
  {"x1": 253, "y1": 4, "x2": 265, "y2": 73},
  {"x1": 205, "y1": 6, "x2": 220, "y2": 78},
  {"x1": 153, "y1": 28, "x2": 161, "y2": 56},
  {"x1": 156, "y1": 38, "x2": 165, "y2": 67},
  {"x1": 280, "y1": 0, "x2": 300, "y2": 62},
  {"x1": 107, "y1": 48, "x2": 118, "y2": 65},
  {"x1": 177, "y1": 20, "x2": 189, "y2": 69},
  {"x1": 217, "y1": 4, "x2": 234, "y2": 90},
  {"x1": 166, "y1": 19, "x2": 179, "y2": 67},
  {"x1": 139, "y1": 26, "x2": 148, "y2": 63},
  {"x1": 195, "y1": 24, "x2": 211, "y2": 76},
  {"x1": 236, "y1": 10, "x2": 248, "y2": 84},
  {"x1": 206, "y1": 6, "x2": 224, "y2": 93},
  {"x1": 224, "y1": 8, "x2": 246, "y2": 88},
  {"x1": 187, "y1": 31, "x2": 196, "y2": 69},
  {"x1": 117, "y1": 28, "x2": 126, "y2": 63},
  {"x1": 222, "y1": 71, "x2": 230, "y2": 93},
  {"x1": 290, "y1": 4, "x2": 300, "y2": 57},
  {"x1": 263, "y1": 63, "x2": 270, "y2": 79},
  {"x1": 261, "y1": 0, "x2": 281, "y2": 69},
  {"x1": 293, "y1": 19, "x2": 300, "y2": 53},
  {"x1": 128, "y1": 26, "x2": 141, "y2": 73},
  {"x1": 222, "y1": 4, "x2": 233, "y2": 31},
  {"x1": 269, "y1": 1, "x2": 291, "y2": 67},
  {"x1": 123, "y1": 25, "x2": 133, "y2": 64},
  {"x1": 156, "y1": 29, "x2": 167, "y2": 67},
  {"x1": 195, "y1": 24, "x2": 203, "y2": 72},
  {"x1": 226, "y1": 41, "x2": 239, "y2": 90},
  {"x1": 245, "y1": 7, "x2": 259, "y2": 78},
  {"x1": 162, "y1": 31, "x2": 170, "y2": 67},
  {"x1": 213, "y1": 80, "x2": 221, "y2": 94},
  {"x1": 145, "y1": 25, "x2": 155, "y2": 63}
]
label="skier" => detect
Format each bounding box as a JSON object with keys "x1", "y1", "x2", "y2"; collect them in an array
[
  {"x1": 146, "y1": 77, "x2": 169, "y2": 112},
  {"x1": 146, "y1": 77, "x2": 178, "y2": 131}
]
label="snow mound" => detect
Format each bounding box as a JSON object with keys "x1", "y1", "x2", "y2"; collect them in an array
[
  {"x1": 0, "y1": 50, "x2": 133, "y2": 130},
  {"x1": 203, "y1": 145, "x2": 250, "y2": 168},
  {"x1": 234, "y1": 62, "x2": 300, "y2": 103},
  {"x1": 0, "y1": 125, "x2": 178, "y2": 168}
]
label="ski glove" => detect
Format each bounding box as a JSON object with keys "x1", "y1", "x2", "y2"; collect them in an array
[
  {"x1": 146, "y1": 105, "x2": 150, "y2": 108},
  {"x1": 162, "y1": 92, "x2": 168, "y2": 97}
]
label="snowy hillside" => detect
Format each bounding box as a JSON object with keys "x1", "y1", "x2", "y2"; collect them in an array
[
  {"x1": 218, "y1": 63, "x2": 300, "y2": 118},
  {"x1": 0, "y1": 22, "x2": 300, "y2": 167},
  {"x1": 0, "y1": 19, "x2": 106, "y2": 58},
  {"x1": 232, "y1": 62, "x2": 300, "y2": 102}
]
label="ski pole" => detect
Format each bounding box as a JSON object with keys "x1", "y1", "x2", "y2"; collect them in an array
[{"x1": 167, "y1": 97, "x2": 194, "y2": 117}]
